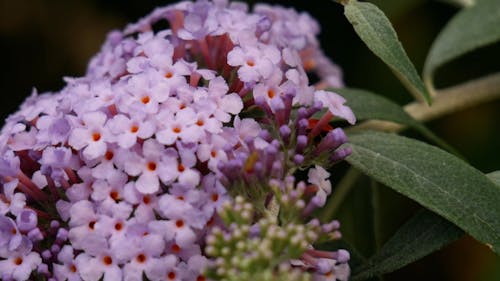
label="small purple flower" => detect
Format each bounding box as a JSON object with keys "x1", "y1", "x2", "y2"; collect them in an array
[
  {"x1": 35, "y1": 115, "x2": 72, "y2": 146},
  {"x1": 68, "y1": 111, "x2": 110, "y2": 160},
  {"x1": 315, "y1": 90, "x2": 356, "y2": 125},
  {"x1": 0, "y1": 252, "x2": 41, "y2": 281},
  {"x1": 308, "y1": 165, "x2": 332, "y2": 207},
  {"x1": 0, "y1": 215, "x2": 24, "y2": 252},
  {"x1": 106, "y1": 114, "x2": 156, "y2": 149},
  {"x1": 227, "y1": 44, "x2": 281, "y2": 82}
]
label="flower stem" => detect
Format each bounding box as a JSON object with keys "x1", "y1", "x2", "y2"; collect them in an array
[{"x1": 351, "y1": 72, "x2": 500, "y2": 132}]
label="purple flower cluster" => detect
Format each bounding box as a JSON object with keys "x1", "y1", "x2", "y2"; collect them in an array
[{"x1": 0, "y1": 1, "x2": 354, "y2": 280}]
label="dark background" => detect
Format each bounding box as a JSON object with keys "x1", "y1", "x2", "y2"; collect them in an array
[{"x1": 1, "y1": 0, "x2": 499, "y2": 280}]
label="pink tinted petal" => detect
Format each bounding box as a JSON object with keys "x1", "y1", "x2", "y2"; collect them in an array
[
  {"x1": 156, "y1": 129, "x2": 178, "y2": 145},
  {"x1": 68, "y1": 128, "x2": 89, "y2": 150},
  {"x1": 137, "y1": 121, "x2": 156, "y2": 139},
  {"x1": 117, "y1": 133, "x2": 137, "y2": 149},
  {"x1": 83, "y1": 141, "x2": 107, "y2": 160},
  {"x1": 208, "y1": 77, "x2": 229, "y2": 97},
  {"x1": 142, "y1": 234, "x2": 165, "y2": 256},
  {"x1": 136, "y1": 173, "x2": 159, "y2": 194},
  {"x1": 204, "y1": 118, "x2": 222, "y2": 133},
  {"x1": 227, "y1": 47, "x2": 245, "y2": 66},
  {"x1": 157, "y1": 159, "x2": 178, "y2": 184},
  {"x1": 107, "y1": 115, "x2": 130, "y2": 134},
  {"x1": 122, "y1": 154, "x2": 144, "y2": 176},
  {"x1": 69, "y1": 201, "x2": 95, "y2": 226},
  {"x1": 148, "y1": 221, "x2": 175, "y2": 242},
  {"x1": 172, "y1": 61, "x2": 191, "y2": 76},
  {"x1": 83, "y1": 111, "x2": 107, "y2": 127},
  {"x1": 90, "y1": 180, "x2": 111, "y2": 201},
  {"x1": 237, "y1": 118, "x2": 261, "y2": 139},
  {"x1": 175, "y1": 226, "x2": 196, "y2": 248},
  {"x1": 142, "y1": 139, "x2": 162, "y2": 160},
  {"x1": 178, "y1": 169, "x2": 200, "y2": 188},
  {"x1": 196, "y1": 144, "x2": 211, "y2": 162},
  {"x1": 283, "y1": 48, "x2": 301, "y2": 67},
  {"x1": 127, "y1": 56, "x2": 149, "y2": 73},
  {"x1": 237, "y1": 66, "x2": 259, "y2": 82},
  {"x1": 219, "y1": 93, "x2": 243, "y2": 115},
  {"x1": 143, "y1": 38, "x2": 173, "y2": 59},
  {"x1": 150, "y1": 53, "x2": 173, "y2": 69},
  {"x1": 103, "y1": 265, "x2": 122, "y2": 281},
  {"x1": 315, "y1": 90, "x2": 356, "y2": 125},
  {"x1": 75, "y1": 255, "x2": 102, "y2": 281},
  {"x1": 176, "y1": 108, "x2": 196, "y2": 125},
  {"x1": 264, "y1": 45, "x2": 281, "y2": 64},
  {"x1": 257, "y1": 58, "x2": 274, "y2": 79},
  {"x1": 179, "y1": 126, "x2": 202, "y2": 143}
]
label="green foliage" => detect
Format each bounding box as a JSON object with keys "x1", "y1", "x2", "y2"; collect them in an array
[
  {"x1": 351, "y1": 210, "x2": 464, "y2": 280},
  {"x1": 333, "y1": 88, "x2": 420, "y2": 125},
  {"x1": 487, "y1": 171, "x2": 500, "y2": 186},
  {"x1": 437, "y1": 0, "x2": 476, "y2": 8},
  {"x1": 342, "y1": 0, "x2": 431, "y2": 103},
  {"x1": 328, "y1": 0, "x2": 500, "y2": 278},
  {"x1": 345, "y1": 131, "x2": 500, "y2": 254},
  {"x1": 333, "y1": 88, "x2": 456, "y2": 153},
  {"x1": 328, "y1": 173, "x2": 379, "y2": 257},
  {"x1": 424, "y1": 0, "x2": 500, "y2": 90}
]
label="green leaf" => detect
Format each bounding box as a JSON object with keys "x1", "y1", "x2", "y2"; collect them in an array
[
  {"x1": 424, "y1": 0, "x2": 500, "y2": 90},
  {"x1": 437, "y1": 0, "x2": 476, "y2": 8},
  {"x1": 352, "y1": 210, "x2": 464, "y2": 280},
  {"x1": 487, "y1": 171, "x2": 500, "y2": 186},
  {"x1": 343, "y1": 0, "x2": 431, "y2": 103},
  {"x1": 334, "y1": 88, "x2": 458, "y2": 154},
  {"x1": 345, "y1": 131, "x2": 500, "y2": 254},
  {"x1": 334, "y1": 174, "x2": 378, "y2": 257},
  {"x1": 335, "y1": 88, "x2": 417, "y2": 126}
]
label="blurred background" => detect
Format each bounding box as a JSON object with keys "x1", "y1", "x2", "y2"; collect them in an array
[{"x1": 1, "y1": 0, "x2": 499, "y2": 280}]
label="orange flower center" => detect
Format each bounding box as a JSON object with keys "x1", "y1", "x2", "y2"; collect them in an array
[
  {"x1": 102, "y1": 256, "x2": 113, "y2": 265},
  {"x1": 114, "y1": 222, "x2": 123, "y2": 231},
  {"x1": 211, "y1": 193, "x2": 219, "y2": 202},
  {"x1": 210, "y1": 150, "x2": 217, "y2": 158},
  {"x1": 147, "y1": 162, "x2": 157, "y2": 171},
  {"x1": 141, "y1": 96, "x2": 151, "y2": 104},
  {"x1": 110, "y1": 190, "x2": 119, "y2": 201},
  {"x1": 267, "y1": 89, "x2": 275, "y2": 98},
  {"x1": 104, "y1": 150, "x2": 114, "y2": 161},
  {"x1": 177, "y1": 164, "x2": 185, "y2": 172},
  {"x1": 92, "y1": 132, "x2": 101, "y2": 142},
  {"x1": 136, "y1": 254, "x2": 147, "y2": 263},
  {"x1": 14, "y1": 257, "x2": 23, "y2": 265},
  {"x1": 176, "y1": 220, "x2": 184, "y2": 228},
  {"x1": 171, "y1": 244, "x2": 181, "y2": 253}
]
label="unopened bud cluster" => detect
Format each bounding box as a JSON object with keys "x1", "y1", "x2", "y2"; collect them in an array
[{"x1": 205, "y1": 196, "x2": 315, "y2": 281}]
